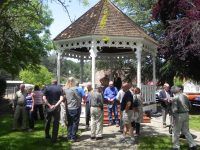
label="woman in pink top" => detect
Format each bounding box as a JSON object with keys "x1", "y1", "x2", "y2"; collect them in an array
[{"x1": 33, "y1": 85, "x2": 44, "y2": 120}]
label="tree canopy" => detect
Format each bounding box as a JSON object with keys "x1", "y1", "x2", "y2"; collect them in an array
[
  {"x1": 153, "y1": 0, "x2": 200, "y2": 81},
  {"x1": 0, "y1": 0, "x2": 53, "y2": 78},
  {"x1": 19, "y1": 65, "x2": 53, "y2": 87},
  {"x1": 113, "y1": 0, "x2": 163, "y2": 40}
]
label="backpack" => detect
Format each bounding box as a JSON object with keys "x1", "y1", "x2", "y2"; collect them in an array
[{"x1": 133, "y1": 95, "x2": 139, "y2": 107}]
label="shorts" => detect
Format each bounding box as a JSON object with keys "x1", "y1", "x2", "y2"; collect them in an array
[{"x1": 122, "y1": 110, "x2": 133, "y2": 124}]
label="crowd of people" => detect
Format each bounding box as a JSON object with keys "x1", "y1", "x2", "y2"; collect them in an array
[{"x1": 11, "y1": 75, "x2": 197, "y2": 149}]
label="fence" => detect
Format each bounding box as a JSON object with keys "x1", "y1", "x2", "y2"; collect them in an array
[
  {"x1": 141, "y1": 85, "x2": 156, "y2": 104},
  {"x1": 5, "y1": 87, "x2": 17, "y2": 99}
]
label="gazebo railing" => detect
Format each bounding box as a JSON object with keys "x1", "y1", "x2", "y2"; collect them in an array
[{"x1": 141, "y1": 85, "x2": 156, "y2": 104}]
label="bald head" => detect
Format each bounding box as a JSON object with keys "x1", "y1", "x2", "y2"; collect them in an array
[
  {"x1": 109, "y1": 81, "x2": 114, "y2": 87},
  {"x1": 20, "y1": 84, "x2": 25, "y2": 91},
  {"x1": 87, "y1": 82, "x2": 92, "y2": 91},
  {"x1": 163, "y1": 83, "x2": 170, "y2": 91}
]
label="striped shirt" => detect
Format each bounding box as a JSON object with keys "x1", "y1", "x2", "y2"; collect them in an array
[
  {"x1": 33, "y1": 91, "x2": 43, "y2": 105},
  {"x1": 26, "y1": 93, "x2": 33, "y2": 108}
]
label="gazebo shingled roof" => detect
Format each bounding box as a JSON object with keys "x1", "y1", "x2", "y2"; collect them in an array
[
  {"x1": 54, "y1": 0, "x2": 157, "y2": 45},
  {"x1": 54, "y1": 0, "x2": 158, "y2": 93}
]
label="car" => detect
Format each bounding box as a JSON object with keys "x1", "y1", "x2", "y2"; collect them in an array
[
  {"x1": 183, "y1": 81, "x2": 200, "y2": 107},
  {"x1": 185, "y1": 93, "x2": 200, "y2": 107}
]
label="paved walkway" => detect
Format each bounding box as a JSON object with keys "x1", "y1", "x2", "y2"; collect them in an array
[{"x1": 71, "y1": 116, "x2": 200, "y2": 150}]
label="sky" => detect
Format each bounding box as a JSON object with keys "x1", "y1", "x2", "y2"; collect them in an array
[{"x1": 48, "y1": 0, "x2": 99, "y2": 39}]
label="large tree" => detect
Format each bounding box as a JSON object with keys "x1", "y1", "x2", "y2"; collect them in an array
[
  {"x1": 153, "y1": 0, "x2": 200, "y2": 81},
  {"x1": 19, "y1": 65, "x2": 53, "y2": 87},
  {"x1": 0, "y1": 0, "x2": 53, "y2": 78},
  {"x1": 113, "y1": 0, "x2": 163, "y2": 40}
]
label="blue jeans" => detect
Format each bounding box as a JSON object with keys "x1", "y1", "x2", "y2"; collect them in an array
[
  {"x1": 107, "y1": 101, "x2": 119, "y2": 124},
  {"x1": 26, "y1": 107, "x2": 34, "y2": 129},
  {"x1": 67, "y1": 108, "x2": 79, "y2": 140},
  {"x1": 85, "y1": 102, "x2": 90, "y2": 126}
]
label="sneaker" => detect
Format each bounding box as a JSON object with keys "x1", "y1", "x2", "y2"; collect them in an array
[
  {"x1": 118, "y1": 130, "x2": 123, "y2": 133},
  {"x1": 163, "y1": 123, "x2": 167, "y2": 128},
  {"x1": 45, "y1": 135, "x2": 51, "y2": 139},
  {"x1": 126, "y1": 137, "x2": 135, "y2": 144},
  {"x1": 96, "y1": 137, "x2": 103, "y2": 140},
  {"x1": 51, "y1": 139, "x2": 57, "y2": 144},
  {"x1": 21, "y1": 128, "x2": 27, "y2": 131},
  {"x1": 116, "y1": 124, "x2": 119, "y2": 127},
  {"x1": 90, "y1": 136, "x2": 96, "y2": 140},
  {"x1": 69, "y1": 139, "x2": 77, "y2": 143},
  {"x1": 108, "y1": 123, "x2": 112, "y2": 126},
  {"x1": 189, "y1": 146, "x2": 197, "y2": 150},
  {"x1": 28, "y1": 129, "x2": 33, "y2": 132},
  {"x1": 119, "y1": 137, "x2": 126, "y2": 143},
  {"x1": 12, "y1": 128, "x2": 17, "y2": 131},
  {"x1": 85, "y1": 125, "x2": 89, "y2": 130}
]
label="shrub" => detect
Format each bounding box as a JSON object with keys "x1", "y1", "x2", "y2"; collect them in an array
[{"x1": 0, "y1": 78, "x2": 6, "y2": 99}]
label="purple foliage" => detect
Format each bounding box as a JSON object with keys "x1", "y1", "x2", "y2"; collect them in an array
[{"x1": 153, "y1": 0, "x2": 200, "y2": 80}]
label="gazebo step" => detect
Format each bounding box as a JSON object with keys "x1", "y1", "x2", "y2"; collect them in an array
[{"x1": 142, "y1": 115, "x2": 151, "y2": 123}]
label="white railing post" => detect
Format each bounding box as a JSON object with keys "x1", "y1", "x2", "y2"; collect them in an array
[{"x1": 89, "y1": 41, "x2": 98, "y2": 89}]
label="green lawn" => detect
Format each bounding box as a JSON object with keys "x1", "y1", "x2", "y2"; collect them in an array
[
  {"x1": 0, "y1": 115, "x2": 71, "y2": 150},
  {"x1": 138, "y1": 115, "x2": 200, "y2": 150},
  {"x1": 190, "y1": 115, "x2": 200, "y2": 131},
  {"x1": 138, "y1": 135, "x2": 199, "y2": 150}
]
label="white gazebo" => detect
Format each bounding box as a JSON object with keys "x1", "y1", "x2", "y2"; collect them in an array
[{"x1": 54, "y1": 0, "x2": 158, "y2": 109}]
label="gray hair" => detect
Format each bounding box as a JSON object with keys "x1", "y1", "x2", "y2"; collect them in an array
[{"x1": 171, "y1": 86, "x2": 181, "y2": 94}]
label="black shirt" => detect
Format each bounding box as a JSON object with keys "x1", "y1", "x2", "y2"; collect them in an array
[
  {"x1": 120, "y1": 90, "x2": 133, "y2": 111},
  {"x1": 43, "y1": 84, "x2": 63, "y2": 105},
  {"x1": 114, "y1": 77, "x2": 122, "y2": 91}
]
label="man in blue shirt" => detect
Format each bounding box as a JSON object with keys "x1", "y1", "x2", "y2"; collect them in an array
[
  {"x1": 75, "y1": 83, "x2": 86, "y2": 119},
  {"x1": 104, "y1": 81, "x2": 119, "y2": 126}
]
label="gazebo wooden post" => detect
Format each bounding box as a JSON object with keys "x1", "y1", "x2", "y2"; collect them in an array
[
  {"x1": 109, "y1": 59, "x2": 113, "y2": 81},
  {"x1": 152, "y1": 54, "x2": 156, "y2": 85},
  {"x1": 89, "y1": 41, "x2": 98, "y2": 89},
  {"x1": 135, "y1": 44, "x2": 142, "y2": 89},
  {"x1": 57, "y1": 50, "x2": 61, "y2": 85},
  {"x1": 80, "y1": 55, "x2": 84, "y2": 83}
]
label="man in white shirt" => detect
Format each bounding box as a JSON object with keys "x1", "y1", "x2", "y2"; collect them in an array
[{"x1": 116, "y1": 83, "x2": 126, "y2": 131}]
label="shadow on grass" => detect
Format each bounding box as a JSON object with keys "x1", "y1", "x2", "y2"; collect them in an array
[
  {"x1": 189, "y1": 106, "x2": 200, "y2": 115},
  {"x1": 0, "y1": 135, "x2": 71, "y2": 150},
  {"x1": 0, "y1": 115, "x2": 71, "y2": 150}
]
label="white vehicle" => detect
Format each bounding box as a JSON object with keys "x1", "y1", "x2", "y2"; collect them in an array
[{"x1": 183, "y1": 81, "x2": 200, "y2": 107}]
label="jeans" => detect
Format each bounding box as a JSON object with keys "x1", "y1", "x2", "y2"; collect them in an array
[
  {"x1": 107, "y1": 101, "x2": 119, "y2": 124},
  {"x1": 67, "y1": 108, "x2": 79, "y2": 140},
  {"x1": 33, "y1": 104, "x2": 44, "y2": 120},
  {"x1": 45, "y1": 107, "x2": 60, "y2": 141},
  {"x1": 85, "y1": 102, "x2": 90, "y2": 126},
  {"x1": 26, "y1": 107, "x2": 34, "y2": 129}
]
